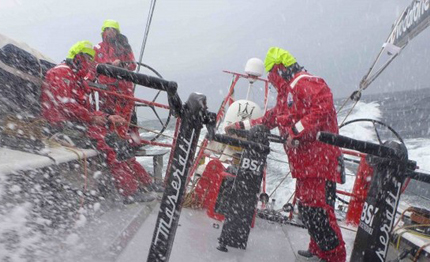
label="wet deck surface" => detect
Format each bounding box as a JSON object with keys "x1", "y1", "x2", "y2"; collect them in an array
[
  {"x1": 118, "y1": 206, "x2": 357, "y2": 262},
  {"x1": 2, "y1": 146, "x2": 425, "y2": 261}
]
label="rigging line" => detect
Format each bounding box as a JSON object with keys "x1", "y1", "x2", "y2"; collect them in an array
[
  {"x1": 336, "y1": 9, "x2": 406, "y2": 124},
  {"x1": 338, "y1": 225, "x2": 357, "y2": 233},
  {"x1": 339, "y1": 99, "x2": 359, "y2": 127},
  {"x1": 361, "y1": 52, "x2": 402, "y2": 91},
  {"x1": 336, "y1": 95, "x2": 360, "y2": 115},
  {"x1": 267, "y1": 156, "x2": 289, "y2": 164},
  {"x1": 337, "y1": 49, "x2": 404, "y2": 128},
  {"x1": 336, "y1": 95, "x2": 353, "y2": 115},
  {"x1": 269, "y1": 147, "x2": 286, "y2": 155},
  {"x1": 285, "y1": 190, "x2": 296, "y2": 206},
  {"x1": 136, "y1": 0, "x2": 157, "y2": 75},
  {"x1": 360, "y1": 6, "x2": 405, "y2": 90},
  {"x1": 335, "y1": 91, "x2": 361, "y2": 128},
  {"x1": 269, "y1": 172, "x2": 291, "y2": 197}
]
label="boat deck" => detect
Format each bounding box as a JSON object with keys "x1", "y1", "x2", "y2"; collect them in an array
[
  {"x1": 116, "y1": 205, "x2": 430, "y2": 261},
  {"x1": 0, "y1": 146, "x2": 97, "y2": 174},
  {"x1": 1, "y1": 146, "x2": 429, "y2": 261},
  {"x1": 117, "y1": 206, "x2": 358, "y2": 262}
]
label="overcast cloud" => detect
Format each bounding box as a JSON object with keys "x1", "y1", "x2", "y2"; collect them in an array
[{"x1": 1, "y1": 0, "x2": 429, "y2": 116}]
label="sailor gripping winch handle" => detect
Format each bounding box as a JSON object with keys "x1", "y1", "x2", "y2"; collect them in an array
[
  {"x1": 206, "y1": 128, "x2": 297, "y2": 155},
  {"x1": 218, "y1": 128, "x2": 298, "y2": 147},
  {"x1": 96, "y1": 63, "x2": 297, "y2": 150}
]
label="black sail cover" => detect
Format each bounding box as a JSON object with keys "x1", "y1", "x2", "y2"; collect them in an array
[{"x1": 0, "y1": 33, "x2": 55, "y2": 117}]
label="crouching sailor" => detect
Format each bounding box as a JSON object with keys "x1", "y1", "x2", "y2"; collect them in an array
[
  {"x1": 226, "y1": 47, "x2": 346, "y2": 262},
  {"x1": 40, "y1": 40, "x2": 157, "y2": 204}
]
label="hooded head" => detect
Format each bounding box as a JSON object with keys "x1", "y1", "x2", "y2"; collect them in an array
[
  {"x1": 264, "y1": 47, "x2": 296, "y2": 73},
  {"x1": 101, "y1": 19, "x2": 120, "y2": 42},
  {"x1": 264, "y1": 47, "x2": 302, "y2": 91},
  {"x1": 66, "y1": 40, "x2": 95, "y2": 77}
]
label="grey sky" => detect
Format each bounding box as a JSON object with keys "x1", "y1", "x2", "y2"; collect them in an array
[{"x1": 1, "y1": 0, "x2": 429, "y2": 117}]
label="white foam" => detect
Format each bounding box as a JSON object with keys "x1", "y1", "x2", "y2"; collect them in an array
[{"x1": 405, "y1": 138, "x2": 430, "y2": 172}]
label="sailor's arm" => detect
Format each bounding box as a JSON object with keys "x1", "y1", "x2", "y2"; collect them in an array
[
  {"x1": 225, "y1": 107, "x2": 278, "y2": 132},
  {"x1": 124, "y1": 51, "x2": 137, "y2": 71},
  {"x1": 248, "y1": 107, "x2": 278, "y2": 130},
  {"x1": 45, "y1": 73, "x2": 105, "y2": 125},
  {"x1": 288, "y1": 79, "x2": 334, "y2": 143}
]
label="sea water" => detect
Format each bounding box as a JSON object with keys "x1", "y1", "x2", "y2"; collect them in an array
[{"x1": 138, "y1": 88, "x2": 430, "y2": 209}]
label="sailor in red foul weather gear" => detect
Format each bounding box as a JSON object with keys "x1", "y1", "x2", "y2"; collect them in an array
[
  {"x1": 41, "y1": 40, "x2": 155, "y2": 203},
  {"x1": 94, "y1": 20, "x2": 162, "y2": 193},
  {"x1": 227, "y1": 47, "x2": 346, "y2": 262},
  {"x1": 94, "y1": 19, "x2": 137, "y2": 138}
]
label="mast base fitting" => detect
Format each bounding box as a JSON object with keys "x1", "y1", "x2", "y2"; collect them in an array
[
  {"x1": 259, "y1": 193, "x2": 269, "y2": 204},
  {"x1": 283, "y1": 203, "x2": 294, "y2": 212}
]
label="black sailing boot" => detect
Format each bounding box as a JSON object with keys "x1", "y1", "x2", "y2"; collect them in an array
[{"x1": 297, "y1": 249, "x2": 314, "y2": 258}]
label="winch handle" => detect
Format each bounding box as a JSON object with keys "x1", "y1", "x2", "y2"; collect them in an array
[
  {"x1": 317, "y1": 131, "x2": 401, "y2": 159},
  {"x1": 210, "y1": 133, "x2": 270, "y2": 154},
  {"x1": 96, "y1": 63, "x2": 182, "y2": 116},
  {"x1": 267, "y1": 133, "x2": 287, "y2": 144},
  {"x1": 96, "y1": 63, "x2": 177, "y2": 94},
  {"x1": 226, "y1": 128, "x2": 248, "y2": 138},
  {"x1": 227, "y1": 129, "x2": 287, "y2": 144}
]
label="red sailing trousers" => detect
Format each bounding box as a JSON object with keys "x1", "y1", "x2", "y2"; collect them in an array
[
  {"x1": 87, "y1": 126, "x2": 152, "y2": 197},
  {"x1": 296, "y1": 179, "x2": 346, "y2": 262}
]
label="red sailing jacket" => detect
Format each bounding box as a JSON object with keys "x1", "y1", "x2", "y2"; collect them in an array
[
  {"x1": 94, "y1": 40, "x2": 136, "y2": 123},
  {"x1": 41, "y1": 63, "x2": 103, "y2": 126},
  {"x1": 94, "y1": 41, "x2": 136, "y2": 88},
  {"x1": 250, "y1": 70, "x2": 342, "y2": 182}
]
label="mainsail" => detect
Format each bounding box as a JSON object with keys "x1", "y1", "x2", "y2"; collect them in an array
[{"x1": 360, "y1": 0, "x2": 430, "y2": 91}]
